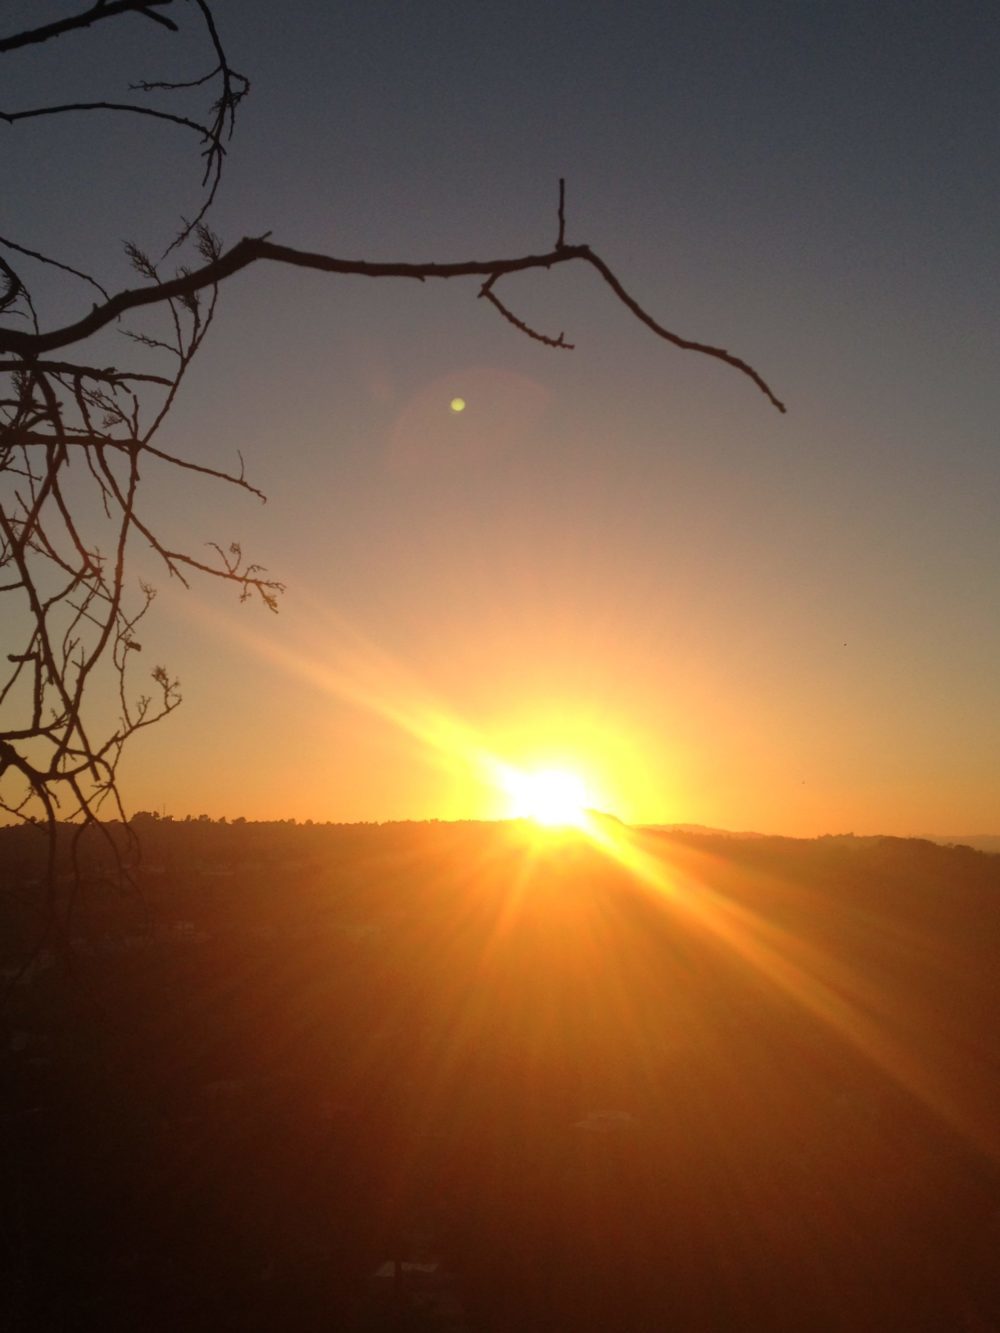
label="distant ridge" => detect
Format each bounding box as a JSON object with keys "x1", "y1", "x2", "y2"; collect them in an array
[
  {"x1": 923, "y1": 834, "x2": 1000, "y2": 855},
  {"x1": 639, "y1": 822, "x2": 767, "y2": 839},
  {"x1": 642, "y1": 825, "x2": 1000, "y2": 854}
]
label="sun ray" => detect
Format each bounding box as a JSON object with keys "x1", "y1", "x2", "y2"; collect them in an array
[{"x1": 174, "y1": 591, "x2": 999, "y2": 1161}]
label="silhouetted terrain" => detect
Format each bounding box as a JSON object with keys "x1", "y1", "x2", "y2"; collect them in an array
[{"x1": 2, "y1": 819, "x2": 999, "y2": 1330}]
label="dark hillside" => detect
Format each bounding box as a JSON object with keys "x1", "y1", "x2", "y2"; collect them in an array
[{"x1": 2, "y1": 821, "x2": 999, "y2": 1330}]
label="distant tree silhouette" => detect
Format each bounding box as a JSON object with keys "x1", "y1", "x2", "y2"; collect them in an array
[{"x1": 0, "y1": 2, "x2": 784, "y2": 954}]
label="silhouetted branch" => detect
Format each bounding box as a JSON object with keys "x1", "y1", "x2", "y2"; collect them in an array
[
  {"x1": 479, "y1": 273, "x2": 573, "y2": 349},
  {"x1": 1, "y1": 99, "x2": 215, "y2": 142},
  {"x1": 0, "y1": 257, "x2": 21, "y2": 314},
  {"x1": 0, "y1": 237, "x2": 784, "y2": 409},
  {"x1": 0, "y1": 363, "x2": 172, "y2": 386},
  {"x1": 0, "y1": 1, "x2": 178, "y2": 54},
  {"x1": 580, "y1": 249, "x2": 787, "y2": 413},
  {"x1": 0, "y1": 233, "x2": 110, "y2": 301}
]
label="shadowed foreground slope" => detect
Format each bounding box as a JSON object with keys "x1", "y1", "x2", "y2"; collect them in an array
[{"x1": 2, "y1": 821, "x2": 999, "y2": 1330}]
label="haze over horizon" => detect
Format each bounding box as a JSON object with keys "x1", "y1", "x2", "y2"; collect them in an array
[
  {"x1": 7, "y1": 1, "x2": 998, "y2": 836},
  {"x1": 121, "y1": 810, "x2": 1000, "y2": 854}
]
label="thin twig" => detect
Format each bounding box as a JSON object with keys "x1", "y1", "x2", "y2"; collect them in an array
[
  {"x1": 479, "y1": 275, "x2": 573, "y2": 349},
  {"x1": 1, "y1": 101, "x2": 214, "y2": 142},
  {"x1": 0, "y1": 235, "x2": 111, "y2": 302}
]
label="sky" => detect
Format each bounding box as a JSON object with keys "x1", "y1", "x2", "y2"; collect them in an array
[{"x1": 4, "y1": 1, "x2": 999, "y2": 834}]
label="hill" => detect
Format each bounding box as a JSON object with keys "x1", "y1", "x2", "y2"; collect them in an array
[{"x1": 2, "y1": 820, "x2": 999, "y2": 1329}]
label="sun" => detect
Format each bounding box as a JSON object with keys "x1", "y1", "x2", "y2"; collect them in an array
[{"x1": 502, "y1": 766, "x2": 591, "y2": 829}]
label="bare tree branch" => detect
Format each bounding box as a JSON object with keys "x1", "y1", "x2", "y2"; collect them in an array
[
  {"x1": 479, "y1": 273, "x2": 573, "y2": 349},
  {"x1": 0, "y1": 233, "x2": 111, "y2": 301},
  {"x1": 0, "y1": 1, "x2": 179, "y2": 54},
  {"x1": 0, "y1": 237, "x2": 785, "y2": 410},
  {"x1": 1, "y1": 99, "x2": 217, "y2": 141}
]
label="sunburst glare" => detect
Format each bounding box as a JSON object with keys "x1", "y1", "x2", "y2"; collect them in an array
[{"x1": 500, "y1": 765, "x2": 591, "y2": 828}]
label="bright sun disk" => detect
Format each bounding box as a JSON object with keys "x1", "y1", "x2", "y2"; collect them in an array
[{"x1": 503, "y1": 766, "x2": 591, "y2": 828}]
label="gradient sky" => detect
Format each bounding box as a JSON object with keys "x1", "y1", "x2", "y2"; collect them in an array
[{"x1": 6, "y1": 1, "x2": 999, "y2": 833}]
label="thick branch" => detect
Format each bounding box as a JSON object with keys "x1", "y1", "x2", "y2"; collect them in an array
[
  {"x1": 0, "y1": 1, "x2": 178, "y2": 54},
  {"x1": 0, "y1": 238, "x2": 785, "y2": 410}
]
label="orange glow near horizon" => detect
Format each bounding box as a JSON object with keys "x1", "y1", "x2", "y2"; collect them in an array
[
  {"x1": 157, "y1": 591, "x2": 1000, "y2": 1165},
  {"x1": 177, "y1": 591, "x2": 633, "y2": 827}
]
